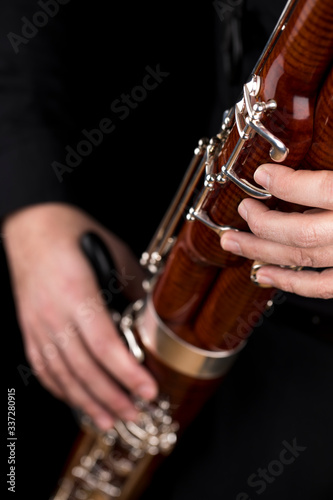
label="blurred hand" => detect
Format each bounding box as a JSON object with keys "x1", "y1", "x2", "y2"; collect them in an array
[
  {"x1": 2, "y1": 203, "x2": 158, "y2": 430},
  {"x1": 221, "y1": 164, "x2": 333, "y2": 299}
]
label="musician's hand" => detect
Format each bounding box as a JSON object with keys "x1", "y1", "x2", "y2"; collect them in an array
[
  {"x1": 2, "y1": 203, "x2": 158, "y2": 430},
  {"x1": 221, "y1": 164, "x2": 333, "y2": 299}
]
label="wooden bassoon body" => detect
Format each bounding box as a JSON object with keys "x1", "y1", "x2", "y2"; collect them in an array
[{"x1": 51, "y1": 1, "x2": 333, "y2": 498}]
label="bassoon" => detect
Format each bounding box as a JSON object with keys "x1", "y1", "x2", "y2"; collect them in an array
[{"x1": 51, "y1": 0, "x2": 333, "y2": 498}]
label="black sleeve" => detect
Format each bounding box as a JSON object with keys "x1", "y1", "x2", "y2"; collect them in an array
[{"x1": 0, "y1": 0, "x2": 75, "y2": 218}]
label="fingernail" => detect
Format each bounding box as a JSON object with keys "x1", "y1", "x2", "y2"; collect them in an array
[
  {"x1": 254, "y1": 167, "x2": 270, "y2": 189},
  {"x1": 238, "y1": 201, "x2": 248, "y2": 221},
  {"x1": 95, "y1": 414, "x2": 113, "y2": 431},
  {"x1": 137, "y1": 384, "x2": 157, "y2": 401},
  {"x1": 256, "y1": 271, "x2": 274, "y2": 286},
  {"x1": 221, "y1": 236, "x2": 242, "y2": 255}
]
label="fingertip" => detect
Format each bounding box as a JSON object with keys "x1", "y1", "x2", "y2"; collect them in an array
[
  {"x1": 121, "y1": 408, "x2": 140, "y2": 422},
  {"x1": 95, "y1": 414, "x2": 114, "y2": 431},
  {"x1": 136, "y1": 383, "x2": 158, "y2": 401},
  {"x1": 255, "y1": 270, "x2": 275, "y2": 286},
  {"x1": 254, "y1": 166, "x2": 270, "y2": 189},
  {"x1": 221, "y1": 234, "x2": 242, "y2": 255},
  {"x1": 220, "y1": 230, "x2": 233, "y2": 245},
  {"x1": 238, "y1": 200, "x2": 248, "y2": 220}
]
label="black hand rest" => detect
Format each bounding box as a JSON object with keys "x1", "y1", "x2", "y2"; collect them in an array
[{"x1": 80, "y1": 231, "x2": 129, "y2": 314}]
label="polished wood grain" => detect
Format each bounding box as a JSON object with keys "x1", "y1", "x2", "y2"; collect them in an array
[{"x1": 302, "y1": 63, "x2": 333, "y2": 171}]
